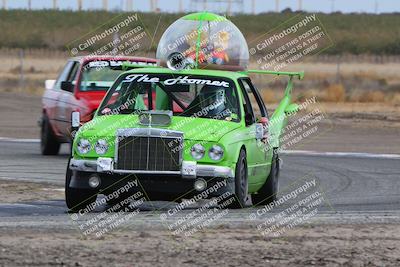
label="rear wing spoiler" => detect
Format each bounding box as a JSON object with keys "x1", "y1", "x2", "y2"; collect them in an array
[
  {"x1": 239, "y1": 69, "x2": 304, "y2": 96},
  {"x1": 122, "y1": 62, "x2": 159, "y2": 71},
  {"x1": 240, "y1": 69, "x2": 304, "y2": 80}
]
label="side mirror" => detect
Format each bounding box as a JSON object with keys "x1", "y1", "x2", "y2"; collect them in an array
[
  {"x1": 45, "y1": 79, "x2": 56, "y2": 90},
  {"x1": 71, "y1": 111, "x2": 80, "y2": 139},
  {"x1": 61, "y1": 81, "x2": 74, "y2": 92},
  {"x1": 244, "y1": 113, "x2": 254, "y2": 126},
  {"x1": 285, "y1": 103, "x2": 300, "y2": 116},
  {"x1": 256, "y1": 117, "x2": 269, "y2": 141},
  {"x1": 71, "y1": 111, "x2": 80, "y2": 128},
  {"x1": 255, "y1": 123, "x2": 264, "y2": 140}
]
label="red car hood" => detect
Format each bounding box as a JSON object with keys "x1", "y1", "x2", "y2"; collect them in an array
[{"x1": 76, "y1": 91, "x2": 107, "y2": 120}]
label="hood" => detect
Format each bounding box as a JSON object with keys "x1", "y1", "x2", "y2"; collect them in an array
[
  {"x1": 76, "y1": 91, "x2": 107, "y2": 112},
  {"x1": 81, "y1": 114, "x2": 241, "y2": 142}
]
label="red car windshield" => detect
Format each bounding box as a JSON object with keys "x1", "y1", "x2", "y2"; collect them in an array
[{"x1": 79, "y1": 60, "x2": 154, "y2": 92}]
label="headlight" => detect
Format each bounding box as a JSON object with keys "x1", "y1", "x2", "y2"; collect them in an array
[
  {"x1": 95, "y1": 139, "x2": 108, "y2": 155},
  {"x1": 190, "y1": 144, "x2": 205, "y2": 160},
  {"x1": 77, "y1": 138, "x2": 91, "y2": 154},
  {"x1": 209, "y1": 145, "x2": 224, "y2": 161}
]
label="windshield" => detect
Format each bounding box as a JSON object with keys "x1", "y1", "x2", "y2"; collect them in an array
[
  {"x1": 98, "y1": 73, "x2": 240, "y2": 122},
  {"x1": 79, "y1": 61, "x2": 130, "y2": 92}
]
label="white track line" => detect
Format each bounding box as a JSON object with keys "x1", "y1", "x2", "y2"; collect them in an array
[
  {"x1": 281, "y1": 150, "x2": 400, "y2": 159},
  {"x1": 0, "y1": 137, "x2": 40, "y2": 143},
  {"x1": 0, "y1": 137, "x2": 399, "y2": 159}
]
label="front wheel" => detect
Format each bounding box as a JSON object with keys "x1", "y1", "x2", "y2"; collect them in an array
[
  {"x1": 224, "y1": 149, "x2": 249, "y2": 209},
  {"x1": 252, "y1": 151, "x2": 280, "y2": 206},
  {"x1": 65, "y1": 160, "x2": 97, "y2": 212},
  {"x1": 40, "y1": 114, "x2": 60, "y2": 155}
]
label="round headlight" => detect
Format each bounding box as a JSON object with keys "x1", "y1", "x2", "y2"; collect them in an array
[
  {"x1": 190, "y1": 144, "x2": 205, "y2": 160},
  {"x1": 77, "y1": 138, "x2": 91, "y2": 154},
  {"x1": 209, "y1": 145, "x2": 224, "y2": 161},
  {"x1": 95, "y1": 139, "x2": 108, "y2": 155}
]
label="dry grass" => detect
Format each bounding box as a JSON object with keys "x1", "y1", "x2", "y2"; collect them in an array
[
  {"x1": 359, "y1": 91, "x2": 386, "y2": 103},
  {"x1": 317, "y1": 102, "x2": 400, "y2": 116},
  {"x1": 322, "y1": 84, "x2": 346, "y2": 102},
  {"x1": 348, "y1": 89, "x2": 387, "y2": 103},
  {"x1": 391, "y1": 93, "x2": 400, "y2": 106},
  {"x1": 259, "y1": 89, "x2": 277, "y2": 103},
  {"x1": 294, "y1": 89, "x2": 319, "y2": 103},
  {"x1": 286, "y1": 62, "x2": 400, "y2": 84}
]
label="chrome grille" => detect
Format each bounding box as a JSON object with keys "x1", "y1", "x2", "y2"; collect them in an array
[{"x1": 115, "y1": 128, "x2": 182, "y2": 172}]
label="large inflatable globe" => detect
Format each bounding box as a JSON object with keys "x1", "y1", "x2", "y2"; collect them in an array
[{"x1": 156, "y1": 12, "x2": 249, "y2": 71}]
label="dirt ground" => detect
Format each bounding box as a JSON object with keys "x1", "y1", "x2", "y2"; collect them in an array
[
  {"x1": 289, "y1": 118, "x2": 400, "y2": 153},
  {"x1": 0, "y1": 224, "x2": 398, "y2": 266},
  {"x1": 0, "y1": 180, "x2": 64, "y2": 203},
  {"x1": 0, "y1": 180, "x2": 399, "y2": 267},
  {"x1": 0, "y1": 92, "x2": 42, "y2": 139}
]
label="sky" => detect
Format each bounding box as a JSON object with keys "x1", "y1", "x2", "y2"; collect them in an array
[{"x1": 3, "y1": 0, "x2": 400, "y2": 14}]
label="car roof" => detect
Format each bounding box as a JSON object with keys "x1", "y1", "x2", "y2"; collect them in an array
[{"x1": 123, "y1": 67, "x2": 249, "y2": 80}]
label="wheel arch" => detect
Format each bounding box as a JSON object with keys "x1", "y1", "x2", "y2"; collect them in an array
[{"x1": 231, "y1": 144, "x2": 246, "y2": 166}]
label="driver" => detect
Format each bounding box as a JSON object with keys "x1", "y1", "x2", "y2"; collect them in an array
[{"x1": 198, "y1": 86, "x2": 230, "y2": 117}]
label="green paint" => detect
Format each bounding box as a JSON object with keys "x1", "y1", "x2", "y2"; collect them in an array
[
  {"x1": 181, "y1": 12, "x2": 227, "y2": 22},
  {"x1": 72, "y1": 66, "x2": 303, "y2": 194}
]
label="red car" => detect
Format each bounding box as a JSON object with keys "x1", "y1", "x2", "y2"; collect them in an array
[{"x1": 40, "y1": 56, "x2": 157, "y2": 155}]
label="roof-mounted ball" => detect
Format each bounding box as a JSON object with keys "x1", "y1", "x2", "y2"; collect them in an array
[{"x1": 156, "y1": 12, "x2": 249, "y2": 71}]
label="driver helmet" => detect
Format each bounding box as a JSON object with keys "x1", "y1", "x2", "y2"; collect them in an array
[{"x1": 198, "y1": 86, "x2": 226, "y2": 116}]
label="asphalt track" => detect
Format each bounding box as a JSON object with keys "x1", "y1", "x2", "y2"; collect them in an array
[{"x1": 0, "y1": 140, "x2": 400, "y2": 230}]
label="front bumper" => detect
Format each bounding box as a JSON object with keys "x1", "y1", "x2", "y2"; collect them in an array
[{"x1": 69, "y1": 158, "x2": 234, "y2": 179}]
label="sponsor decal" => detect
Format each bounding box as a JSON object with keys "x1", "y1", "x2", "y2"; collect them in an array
[{"x1": 88, "y1": 60, "x2": 156, "y2": 68}]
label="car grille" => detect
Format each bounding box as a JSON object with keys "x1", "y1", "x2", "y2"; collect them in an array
[{"x1": 116, "y1": 130, "x2": 182, "y2": 172}]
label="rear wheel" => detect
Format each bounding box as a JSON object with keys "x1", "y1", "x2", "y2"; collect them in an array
[
  {"x1": 252, "y1": 151, "x2": 280, "y2": 206},
  {"x1": 65, "y1": 160, "x2": 97, "y2": 212},
  {"x1": 40, "y1": 114, "x2": 60, "y2": 155}
]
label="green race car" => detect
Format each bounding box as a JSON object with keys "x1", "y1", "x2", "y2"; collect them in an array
[
  {"x1": 66, "y1": 66, "x2": 302, "y2": 211},
  {"x1": 65, "y1": 11, "x2": 303, "y2": 211}
]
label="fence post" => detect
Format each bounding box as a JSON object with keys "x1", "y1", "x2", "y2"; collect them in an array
[
  {"x1": 336, "y1": 54, "x2": 341, "y2": 83},
  {"x1": 19, "y1": 49, "x2": 25, "y2": 93}
]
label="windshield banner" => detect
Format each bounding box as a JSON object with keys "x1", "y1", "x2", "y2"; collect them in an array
[{"x1": 123, "y1": 74, "x2": 230, "y2": 87}]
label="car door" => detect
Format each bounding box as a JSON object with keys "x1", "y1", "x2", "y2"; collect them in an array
[
  {"x1": 50, "y1": 61, "x2": 73, "y2": 137},
  {"x1": 54, "y1": 60, "x2": 80, "y2": 139},
  {"x1": 238, "y1": 78, "x2": 272, "y2": 185}
]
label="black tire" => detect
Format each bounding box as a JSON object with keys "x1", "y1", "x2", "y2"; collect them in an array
[
  {"x1": 252, "y1": 151, "x2": 280, "y2": 206},
  {"x1": 225, "y1": 149, "x2": 249, "y2": 209},
  {"x1": 40, "y1": 114, "x2": 60, "y2": 155},
  {"x1": 65, "y1": 160, "x2": 97, "y2": 212}
]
